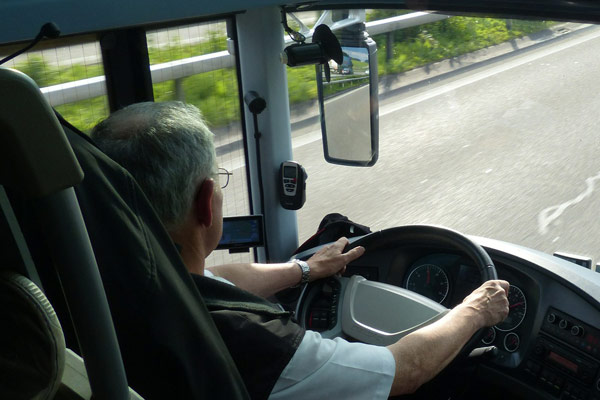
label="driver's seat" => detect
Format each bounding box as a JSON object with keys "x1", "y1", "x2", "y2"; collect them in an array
[{"x1": 0, "y1": 67, "x2": 249, "y2": 399}]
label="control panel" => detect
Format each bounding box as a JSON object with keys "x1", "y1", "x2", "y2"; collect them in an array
[
  {"x1": 542, "y1": 309, "x2": 600, "y2": 358},
  {"x1": 522, "y1": 308, "x2": 600, "y2": 399},
  {"x1": 302, "y1": 278, "x2": 341, "y2": 332}
]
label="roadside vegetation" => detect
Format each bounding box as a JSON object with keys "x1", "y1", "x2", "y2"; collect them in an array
[
  {"x1": 367, "y1": 11, "x2": 555, "y2": 75},
  {"x1": 7, "y1": 15, "x2": 555, "y2": 132}
]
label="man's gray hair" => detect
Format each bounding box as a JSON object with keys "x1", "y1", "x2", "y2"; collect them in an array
[{"x1": 91, "y1": 101, "x2": 216, "y2": 230}]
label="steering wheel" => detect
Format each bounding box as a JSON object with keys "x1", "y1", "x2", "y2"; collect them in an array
[{"x1": 296, "y1": 225, "x2": 497, "y2": 357}]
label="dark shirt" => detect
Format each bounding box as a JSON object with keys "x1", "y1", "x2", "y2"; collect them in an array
[{"x1": 192, "y1": 274, "x2": 305, "y2": 400}]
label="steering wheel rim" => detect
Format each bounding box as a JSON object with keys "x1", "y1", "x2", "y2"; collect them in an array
[
  {"x1": 347, "y1": 225, "x2": 497, "y2": 281},
  {"x1": 297, "y1": 224, "x2": 497, "y2": 357}
]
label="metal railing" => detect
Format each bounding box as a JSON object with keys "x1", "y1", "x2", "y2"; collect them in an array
[{"x1": 40, "y1": 12, "x2": 448, "y2": 107}]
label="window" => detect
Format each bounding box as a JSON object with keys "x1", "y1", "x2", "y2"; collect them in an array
[
  {"x1": 290, "y1": 11, "x2": 595, "y2": 262},
  {"x1": 147, "y1": 20, "x2": 254, "y2": 265},
  {"x1": 0, "y1": 39, "x2": 109, "y2": 132}
]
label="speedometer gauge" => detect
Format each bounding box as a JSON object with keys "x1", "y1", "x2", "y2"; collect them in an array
[
  {"x1": 495, "y1": 285, "x2": 527, "y2": 332},
  {"x1": 405, "y1": 264, "x2": 449, "y2": 303}
]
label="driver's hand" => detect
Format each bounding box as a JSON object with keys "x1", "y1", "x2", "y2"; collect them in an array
[
  {"x1": 306, "y1": 237, "x2": 365, "y2": 281},
  {"x1": 459, "y1": 280, "x2": 510, "y2": 328}
]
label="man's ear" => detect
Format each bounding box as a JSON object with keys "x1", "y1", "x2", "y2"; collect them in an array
[{"x1": 193, "y1": 179, "x2": 215, "y2": 227}]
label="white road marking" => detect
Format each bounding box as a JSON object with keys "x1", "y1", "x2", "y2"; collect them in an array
[{"x1": 538, "y1": 171, "x2": 600, "y2": 234}]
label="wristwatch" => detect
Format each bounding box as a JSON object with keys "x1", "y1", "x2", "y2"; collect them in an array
[{"x1": 292, "y1": 259, "x2": 310, "y2": 287}]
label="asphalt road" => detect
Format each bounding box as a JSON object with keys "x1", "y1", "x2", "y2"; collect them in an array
[{"x1": 289, "y1": 25, "x2": 600, "y2": 269}]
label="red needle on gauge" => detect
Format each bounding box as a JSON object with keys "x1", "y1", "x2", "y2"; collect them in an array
[{"x1": 510, "y1": 302, "x2": 524, "y2": 308}]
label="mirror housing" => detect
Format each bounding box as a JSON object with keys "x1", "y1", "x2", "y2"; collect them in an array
[{"x1": 317, "y1": 25, "x2": 379, "y2": 167}]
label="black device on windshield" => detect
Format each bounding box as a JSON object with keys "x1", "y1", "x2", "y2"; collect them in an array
[
  {"x1": 279, "y1": 161, "x2": 307, "y2": 210},
  {"x1": 217, "y1": 215, "x2": 264, "y2": 253}
]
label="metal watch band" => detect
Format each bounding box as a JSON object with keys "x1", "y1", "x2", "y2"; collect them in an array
[{"x1": 292, "y1": 259, "x2": 310, "y2": 287}]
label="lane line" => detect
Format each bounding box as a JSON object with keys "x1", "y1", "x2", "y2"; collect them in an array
[{"x1": 538, "y1": 171, "x2": 600, "y2": 234}]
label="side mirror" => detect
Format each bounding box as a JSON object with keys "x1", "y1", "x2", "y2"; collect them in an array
[{"x1": 316, "y1": 30, "x2": 378, "y2": 166}]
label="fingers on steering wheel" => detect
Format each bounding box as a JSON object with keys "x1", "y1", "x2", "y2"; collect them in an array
[
  {"x1": 336, "y1": 237, "x2": 350, "y2": 248},
  {"x1": 343, "y1": 246, "x2": 365, "y2": 264}
]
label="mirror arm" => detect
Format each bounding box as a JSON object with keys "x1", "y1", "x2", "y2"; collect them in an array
[{"x1": 280, "y1": 8, "x2": 306, "y2": 43}]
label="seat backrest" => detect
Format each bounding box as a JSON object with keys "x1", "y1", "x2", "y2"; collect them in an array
[
  {"x1": 1, "y1": 66, "x2": 137, "y2": 400},
  {"x1": 50, "y1": 118, "x2": 249, "y2": 399}
]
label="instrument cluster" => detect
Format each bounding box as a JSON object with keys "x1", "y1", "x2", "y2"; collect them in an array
[{"x1": 402, "y1": 254, "x2": 529, "y2": 353}]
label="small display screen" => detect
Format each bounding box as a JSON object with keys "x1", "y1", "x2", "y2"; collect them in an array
[
  {"x1": 284, "y1": 166, "x2": 296, "y2": 179},
  {"x1": 547, "y1": 351, "x2": 578, "y2": 373},
  {"x1": 217, "y1": 215, "x2": 264, "y2": 249}
]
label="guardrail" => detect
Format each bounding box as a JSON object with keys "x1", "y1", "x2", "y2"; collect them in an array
[
  {"x1": 42, "y1": 50, "x2": 233, "y2": 106},
  {"x1": 324, "y1": 76, "x2": 369, "y2": 86},
  {"x1": 40, "y1": 12, "x2": 448, "y2": 107}
]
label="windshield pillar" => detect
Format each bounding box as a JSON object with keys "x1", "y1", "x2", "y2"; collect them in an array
[{"x1": 236, "y1": 7, "x2": 299, "y2": 262}]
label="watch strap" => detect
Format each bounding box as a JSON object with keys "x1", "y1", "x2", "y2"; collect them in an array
[{"x1": 291, "y1": 259, "x2": 310, "y2": 287}]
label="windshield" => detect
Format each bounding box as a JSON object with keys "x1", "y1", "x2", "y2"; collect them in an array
[
  {"x1": 293, "y1": 12, "x2": 600, "y2": 267},
  {"x1": 4, "y1": 10, "x2": 597, "y2": 267}
]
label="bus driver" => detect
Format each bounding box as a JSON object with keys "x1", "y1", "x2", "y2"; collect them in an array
[{"x1": 91, "y1": 101, "x2": 510, "y2": 400}]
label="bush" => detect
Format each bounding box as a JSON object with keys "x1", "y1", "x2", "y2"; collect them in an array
[{"x1": 375, "y1": 17, "x2": 555, "y2": 75}]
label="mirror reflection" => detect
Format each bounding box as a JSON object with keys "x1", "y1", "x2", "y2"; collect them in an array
[{"x1": 318, "y1": 44, "x2": 378, "y2": 166}]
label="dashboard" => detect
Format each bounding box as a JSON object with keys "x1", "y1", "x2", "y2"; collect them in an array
[
  {"x1": 375, "y1": 251, "x2": 534, "y2": 354},
  {"x1": 293, "y1": 230, "x2": 600, "y2": 400}
]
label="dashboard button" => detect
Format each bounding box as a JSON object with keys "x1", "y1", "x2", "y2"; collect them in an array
[
  {"x1": 571, "y1": 325, "x2": 584, "y2": 337},
  {"x1": 559, "y1": 319, "x2": 570, "y2": 330}
]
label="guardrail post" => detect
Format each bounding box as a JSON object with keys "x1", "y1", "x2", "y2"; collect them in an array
[
  {"x1": 175, "y1": 78, "x2": 185, "y2": 101},
  {"x1": 386, "y1": 32, "x2": 394, "y2": 62}
]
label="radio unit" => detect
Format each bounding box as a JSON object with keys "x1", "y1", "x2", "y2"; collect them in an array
[
  {"x1": 521, "y1": 308, "x2": 600, "y2": 399},
  {"x1": 542, "y1": 308, "x2": 600, "y2": 359},
  {"x1": 531, "y1": 337, "x2": 598, "y2": 385}
]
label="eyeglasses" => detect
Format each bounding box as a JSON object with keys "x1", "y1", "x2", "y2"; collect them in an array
[{"x1": 218, "y1": 167, "x2": 233, "y2": 189}]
